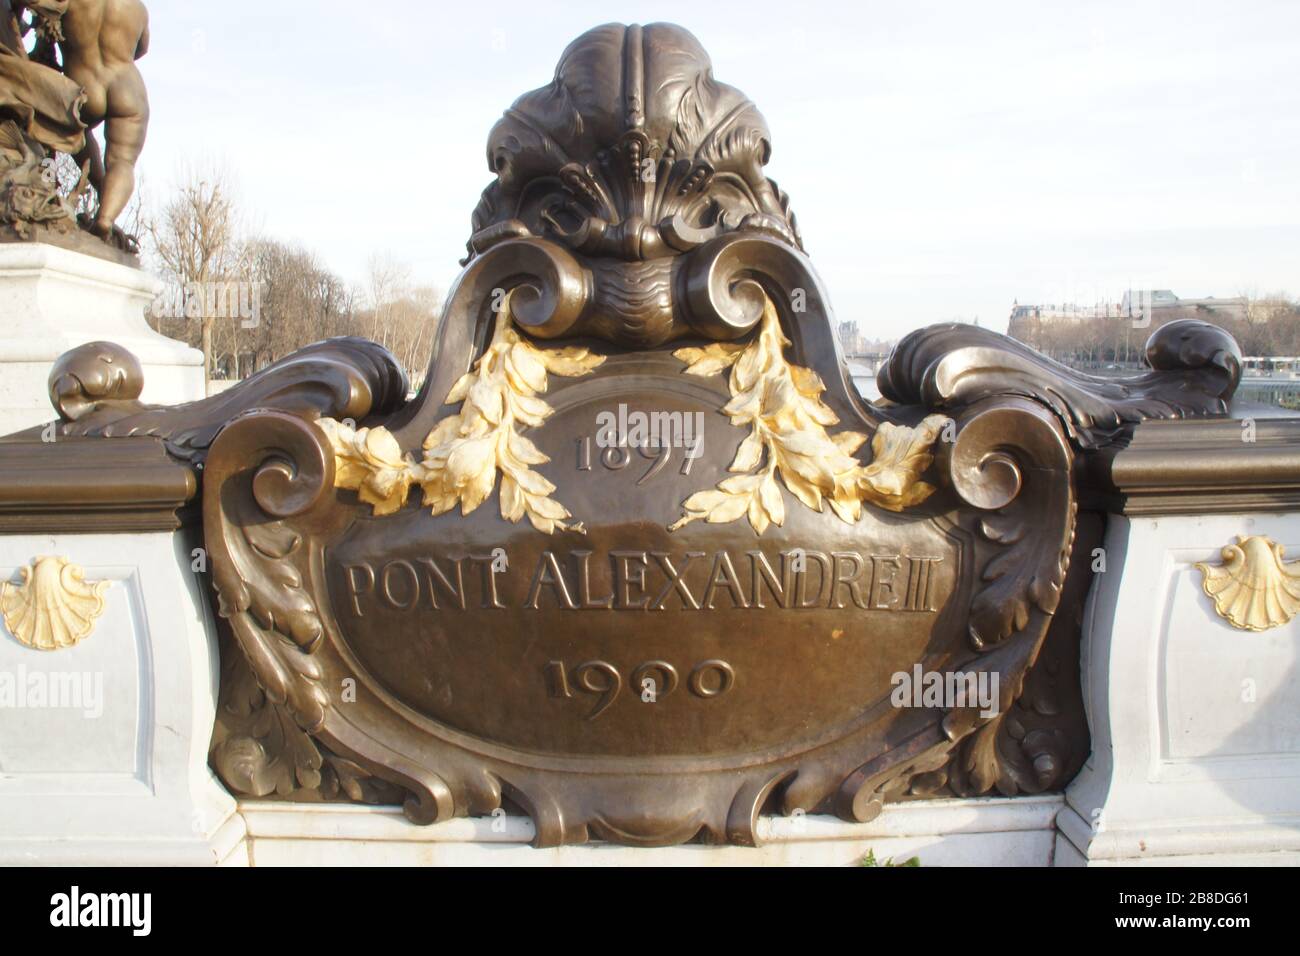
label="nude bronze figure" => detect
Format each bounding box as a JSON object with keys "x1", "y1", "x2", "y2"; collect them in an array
[{"x1": 1, "y1": 0, "x2": 148, "y2": 251}]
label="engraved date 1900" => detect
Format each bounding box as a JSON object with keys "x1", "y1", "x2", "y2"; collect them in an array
[{"x1": 546, "y1": 658, "x2": 735, "y2": 719}]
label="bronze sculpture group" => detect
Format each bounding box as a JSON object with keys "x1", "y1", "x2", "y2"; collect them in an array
[{"x1": 0, "y1": 0, "x2": 148, "y2": 252}]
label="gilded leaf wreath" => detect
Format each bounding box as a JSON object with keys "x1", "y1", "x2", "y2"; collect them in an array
[
  {"x1": 317, "y1": 294, "x2": 605, "y2": 533},
  {"x1": 671, "y1": 297, "x2": 950, "y2": 535}
]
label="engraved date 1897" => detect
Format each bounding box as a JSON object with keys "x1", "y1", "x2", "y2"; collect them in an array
[{"x1": 577, "y1": 435, "x2": 698, "y2": 484}]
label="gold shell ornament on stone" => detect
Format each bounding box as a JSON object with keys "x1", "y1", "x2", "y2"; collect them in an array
[
  {"x1": 1195, "y1": 536, "x2": 1300, "y2": 632},
  {"x1": 0, "y1": 557, "x2": 109, "y2": 651}
]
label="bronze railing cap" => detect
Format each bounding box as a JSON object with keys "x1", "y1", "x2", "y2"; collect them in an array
[
  {"x1": 1084, "y1": 415, "x2": 1300, "y2": 516},
  {"x1": 0, "y1": 435, "x2": 197, "y2": 532}
]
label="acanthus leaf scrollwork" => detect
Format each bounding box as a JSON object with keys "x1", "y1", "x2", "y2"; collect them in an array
[
  {"x1": 210, "y1": 632, "x2": 404, "y2": 805},
  {"x1": 203, "y1": 412, "x2": 333, "y2": 732}
]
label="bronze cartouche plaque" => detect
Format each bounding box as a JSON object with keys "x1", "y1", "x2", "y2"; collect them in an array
[{"x1": 38, "y1": 22, "x2": 1244, "y2": 847}]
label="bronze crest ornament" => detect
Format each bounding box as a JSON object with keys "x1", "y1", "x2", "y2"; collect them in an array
[{"x1": 38, "y1": 22, "x2": 1244, "y2": 846}]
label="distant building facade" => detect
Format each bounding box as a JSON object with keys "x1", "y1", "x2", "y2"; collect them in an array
[
  {"x1": 838, "y1": 320, "x2": 868, "y2": 356},
  {"x1": 837, "y1": 320, "x2": 895, "y2": 358},
  {"x1": 1009, "y1": 290, "x2": 1247, "y2": 342}
]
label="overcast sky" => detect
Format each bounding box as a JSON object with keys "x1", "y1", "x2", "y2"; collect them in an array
[{"x1": 137, "y1": 0, "x2": 1299, "y2": 338}]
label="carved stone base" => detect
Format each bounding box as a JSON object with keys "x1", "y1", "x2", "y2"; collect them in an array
[
  {"x1": 1059, "y1": 510, "x2": 1300, "y2": 866},
  {"x1": 0, "y1": 243, "x2": 203, "y2": 437},
  {"x1": 0, "y1": 528, "x2": 241, "y2": 865},
  {"x1": 234, "y1": 795, "x2": 1064, "y2": 866}
]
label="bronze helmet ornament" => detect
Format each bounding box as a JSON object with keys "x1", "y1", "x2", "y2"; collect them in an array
[{"x1": 466, "y1": 22, "x2": 801, "y2": 347}]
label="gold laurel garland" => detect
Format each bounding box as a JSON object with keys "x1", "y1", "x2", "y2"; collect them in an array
[
  {"x1": 317, "y1": 298, "x2": 605, "y2": 533},
  {"x1": 670, "y1": 298, "x2": 950, "y2": 534}
]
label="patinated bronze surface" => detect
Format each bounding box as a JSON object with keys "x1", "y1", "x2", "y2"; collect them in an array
[
  {"x1": 0, "y1": 22, "x2": 1252, "y2": 847},
  {"x1": 0, "y1": 0, "x2": 149, "y2": 255}
]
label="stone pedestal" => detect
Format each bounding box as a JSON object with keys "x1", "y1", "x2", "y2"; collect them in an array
[
  {"x1": 0, "y1": 243, "x2": 203, "y2": 437},
  {"x1": 0, "y1": 438, "x2": 243, "y2": 865},
  {"x1": 1056, "y1": 418, "x2": 1300, "y2": 866}
]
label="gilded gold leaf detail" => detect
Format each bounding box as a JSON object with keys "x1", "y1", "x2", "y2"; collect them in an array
[
  {"x1": 671, "y1": 298, "x2": 949, "y2": 534},
  {"x1": 1, "y1": 557, "x2": 108, "y2": 651},
  {"x1": 1196, "y1": 535, "x2": 1300, "y2": 632},
  {"x1": 318, "y1": 297, "x2": 604, "y2": 533}
]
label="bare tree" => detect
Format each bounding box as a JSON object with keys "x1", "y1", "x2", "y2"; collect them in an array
[
  {"x1": 242, "y1": 237, "x2": 354, "y2": 369},
  {"x1": 1239, "y1": 291, "x2": 1296, "y2": 356},
  {"x1": 353, "y1": 253, "x2": 440, "y2": 388},
  {"x1": 140, "y1": 165, "x2": 442, "y2": 390},
  {"x1": 143, "y1": 161, "x2": 241, "y2": 393},
  {"x1": 382, "y1": 284, "x2": 441, "y2": 387},
  {"x1": 361, "y1": 253, "x2": 410, "y2": 350}
]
